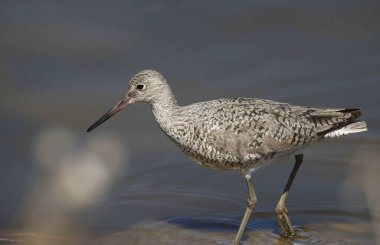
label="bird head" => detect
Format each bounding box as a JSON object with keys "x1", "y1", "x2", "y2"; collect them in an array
[{"x1": 87, "y1": 69, "x2": 170, "y2": 132}]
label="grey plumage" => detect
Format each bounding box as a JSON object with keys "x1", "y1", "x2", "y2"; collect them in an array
[
  {"x1": 87, "y1": 69, "x2": 367, "y2": 244},
  {"x1": 120, "y1": 70, "x2": 366, "y2": 173},
  {"x1": 154, "y1": 97, "x2": 366, "y2": 172}
]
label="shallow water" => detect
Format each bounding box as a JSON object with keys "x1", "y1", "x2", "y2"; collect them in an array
[{"x1": 1, "y1": 1, "x2": 380, "y2": 244}]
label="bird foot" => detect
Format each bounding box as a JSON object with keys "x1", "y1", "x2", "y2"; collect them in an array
[{"x1": 276, "y1": 207, "x2": 295, "y2": 237}]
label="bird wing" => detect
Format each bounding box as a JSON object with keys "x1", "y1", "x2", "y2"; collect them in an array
[
  {"x1": 188, "y1": 98, "x2": 364, "y2": 163},
  {"x1": 203, "y1": 99, "x2": 310, "y2": 161}
]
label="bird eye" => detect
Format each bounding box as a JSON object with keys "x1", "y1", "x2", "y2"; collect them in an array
[{"x1": 136, "y1": 84, "x2": 145, "y2": 90}]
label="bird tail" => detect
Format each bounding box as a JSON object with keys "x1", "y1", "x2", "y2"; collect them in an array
[
  {"x1": 324, "y1": 121, "x2": 367, "y2": 138},
  {"x1": 308, "y1": 108, "x2": 368, "y2": 138}
]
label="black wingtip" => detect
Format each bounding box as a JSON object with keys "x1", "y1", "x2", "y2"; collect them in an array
[
  {"x1": 339, "y1": 108, "x2": 363, "y2": 120},
  {"x1": 316, "y1": 108, "x2": 364, "y2": 137}
]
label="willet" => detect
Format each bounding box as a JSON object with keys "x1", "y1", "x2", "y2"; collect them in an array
[{"x1": 87, "y1": 70, "x2": 367, "y2": 244}]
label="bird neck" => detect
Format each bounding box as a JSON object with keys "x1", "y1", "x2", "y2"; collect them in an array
[{"x1": 151, "y1": 89, "x2": 179, "y2": 130}]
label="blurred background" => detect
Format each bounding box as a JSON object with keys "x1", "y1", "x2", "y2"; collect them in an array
[{"x1": 0, "y1": 1, "x2": 379, "y2": 244}]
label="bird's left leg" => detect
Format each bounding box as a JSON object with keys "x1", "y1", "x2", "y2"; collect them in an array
[
  {"x1": 275, "y1": 154, "x2": 303, "y2": 237},
  {"x1": 233, "y1": 173, "x2": 257, "y2": 245}
]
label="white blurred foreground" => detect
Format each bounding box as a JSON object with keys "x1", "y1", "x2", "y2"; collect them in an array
[
  {"x1": 340, "y1": 145, "x2": 380, "y2": 243},
  {"x1": 20, "y1": 127, "x2": 128, "y2": 244}
]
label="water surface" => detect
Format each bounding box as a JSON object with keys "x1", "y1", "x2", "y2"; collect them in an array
[{"x1": 0, "y1": 1, "x2": 379, "y2": 244}]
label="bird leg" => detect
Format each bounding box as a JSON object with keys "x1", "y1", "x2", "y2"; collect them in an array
[
  {"x1": 275, "y1": 154, "x2": 303, "y2": 237},
  {"x1": 233, "y1": 173, "x2": 257, "y2": 245}
]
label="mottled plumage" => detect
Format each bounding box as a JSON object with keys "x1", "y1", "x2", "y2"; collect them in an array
[
  {"x1": 87, "y1": 70, "x2": 367, "y2": 244},
  {"x1": 150, "y1": 87, "x2": 366, "y2": 173}
]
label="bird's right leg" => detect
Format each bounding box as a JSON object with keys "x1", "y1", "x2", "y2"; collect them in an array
[
  {"x1": 275, "y1": 154, "x2": 303, "y2": 237},
  {"x1": 233, "y1": 173, "x2": 257, "y2": 245}
]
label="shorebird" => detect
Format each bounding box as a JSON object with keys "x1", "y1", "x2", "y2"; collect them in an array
[{"x1": 87, "y1": 70, "x2": 367, "y2": 244}]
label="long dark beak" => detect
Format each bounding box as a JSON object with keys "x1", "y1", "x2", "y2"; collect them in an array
[{"x1": 87, "y1": 98, "x2": 129, "y2": 132}]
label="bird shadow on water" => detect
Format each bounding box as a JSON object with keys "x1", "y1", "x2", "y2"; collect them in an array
[
  {"x1": 154, "y1": 207, "x2": 375, "y2": 245},
  {"x1": 159, "y1": 211, "x2": 313, "y2": 245}
]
